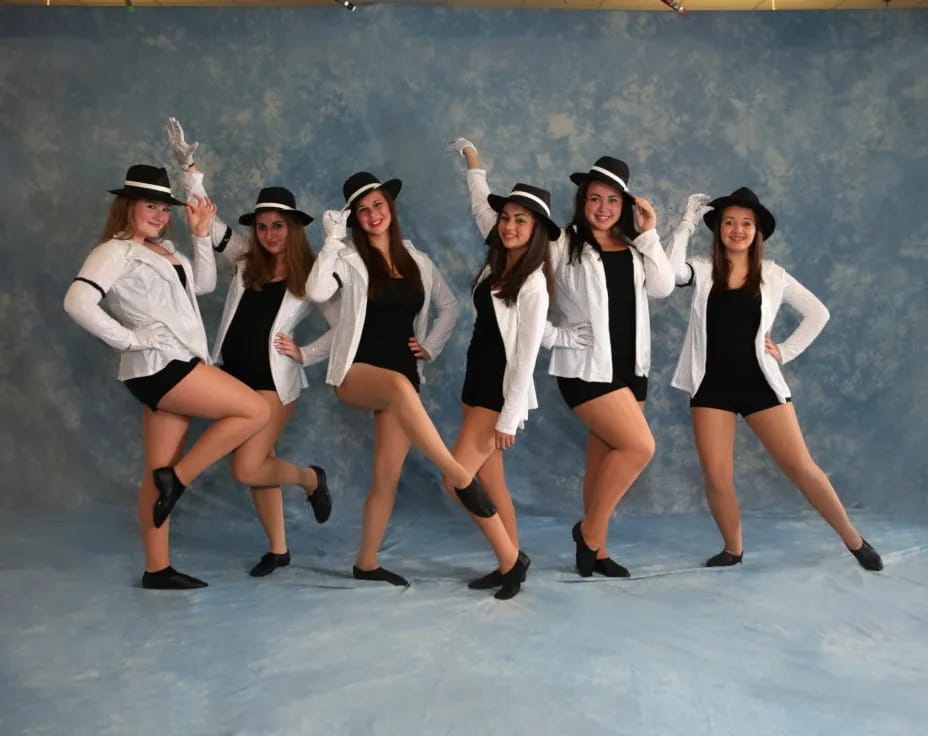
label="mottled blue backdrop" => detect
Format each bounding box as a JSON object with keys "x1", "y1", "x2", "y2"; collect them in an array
[{"x1": 1, "y1": 6, "x2": 926, "y2": 521}]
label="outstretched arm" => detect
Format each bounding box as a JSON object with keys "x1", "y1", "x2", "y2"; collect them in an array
[{"x1": 448, "y1": 137, "x2": 498, "y2": 240}]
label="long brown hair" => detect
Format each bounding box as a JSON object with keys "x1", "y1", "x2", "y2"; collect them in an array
[
  {"x1": 474, "y1": 213, "x2": 553, "y2": 307},
  {"x1": 349, "y1": 190, "x2": 423, "y2": 299},
  {"x1": 566, "y1": 180, "x2": 637, "y2": 264},
  {"x1": 710, "y1": 211, "x2": 765, "y2": 295},
  {"x1": 99, "y1": 196, "x2": 174, "y2": 245},
  {"x1": 240, "y1": 211, "x2": 315, "y2": 298}
]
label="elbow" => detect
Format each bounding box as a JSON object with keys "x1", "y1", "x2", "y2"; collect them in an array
[{"x1": 63, "y1": 287, "x2": 83, "y2": 319}]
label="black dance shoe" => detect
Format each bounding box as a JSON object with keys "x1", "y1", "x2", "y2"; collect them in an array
[
  {"x1": 352, "y1": 565, "x2": 409, "y2": 587},
  {"x1": 705, "y1": 550, "x2": 743, "y2": 567},
  {"x1": 249, "y1": 551, "x2": 291, "y2": 577},
  {"x1": 593, "y1": 556, "x2": 630, "y2": 578},
  {"x1": 152, "y1": 466, "x2": 186, "y2": 529},
  {"x1": 494, "y1": 552, "x2": 530, "y2": 601},
  {"x1": 306, "y1": 465, "x2": 332, "y2": 524},
  {"x1": 849, "y1": 538, "x2": 883, "y2": 571},
  {"x1": 141, "y1": 566, "x2": 207, "y2": 589},
  {"x1": 468, "y1": 550, "x2": 531, "y2": 590},
  {"x1": 572, "y1": 521, "x2": 598, "y2": 577}
]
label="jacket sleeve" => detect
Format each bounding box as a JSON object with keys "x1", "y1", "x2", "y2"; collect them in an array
[
  {"x1": 633, "y1": 228, "x2": 674, "y2": 298},
  {"x1": 299, "y1": 294, "x2": 340, "y2": 366},
  {"x1": 776, "y1": 272, "x2": 830, "y2": 365},
  {"x1": 666, "y1": 218, "x2": 697, "y2": 287},
  {"x1": 180, "y1": 168, "x2": 250, "y2": 265},
  {"x1": 420, "y1": 260, "x2": 460, "y2": 361},
  {"x1": 63, "y1": 241, "x2": 140, "y2": 351},
  {"x1": 497, "y1": 284, "x2": 548, "y2": 435},
  {"x1": 190, "y1": 234, "x2": 217, "y2": 295},
  {"x1": 465, "y1": 168, "x2": 498, "y2": 240},
  {"x1": 306, "y1": 236, "x2": 349, "y2": 304}
]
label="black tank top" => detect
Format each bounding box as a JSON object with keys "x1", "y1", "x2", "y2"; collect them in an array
[
  {"x1": 221, "y1": 280, "x2": 287, "y2": 384},
  {"x1": 466, "y1": 277, "x2": 507, "y2": 376},
  {"x1": 705, "y1": 286, "x2": 764, "y2": 380},
  {"x1": 602, "y1": 248, "x2": 636, "y2": 376}
]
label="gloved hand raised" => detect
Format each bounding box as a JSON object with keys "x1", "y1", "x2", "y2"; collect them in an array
[
  {"x1": 682, "y1": 193, "x2": 712, "y2": 228},
  {"x1": 322, "y1": 209, "x2": 349, "y2": 241},
  {"x1": 165, "y1": 116, "x2": 199, "y2": 170},
  {"x1": 446, "y1": 137, "x2": 478, "y2": 157}
]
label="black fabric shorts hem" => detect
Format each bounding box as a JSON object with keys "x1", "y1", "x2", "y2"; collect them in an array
[
  {"x1": 220, "y1": 364, "x2": 276, "y2": 392},
  {"x1": 350, "y1": 361, "x2": 420, "y2": 394},
  {"x1": 124, "y1": 358, "x2": 200, "y2": 411},
  {"x1": 557, "y1": 373, "x2": 648, "y2": 409},
  {"x1": 690, "y1": 379, "x2": 789, "y2": 417}
]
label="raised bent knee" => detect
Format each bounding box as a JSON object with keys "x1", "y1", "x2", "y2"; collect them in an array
[{"x1": 627, "y1": 434, "x2": 655, "y2": 470}]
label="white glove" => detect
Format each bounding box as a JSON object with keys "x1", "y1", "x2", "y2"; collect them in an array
[
  {"x1": 322, "y1": 209, "x2": 349, "y2": 241},
  {"x1": 543, "y1": 321, "x2": 593, "y2": 350},
  {"x1": 128, "y1": 323, "x2": 174, "y2": 351},
  {"x1": 166, "y1": 116, "x2": 199, "y2": 170},
  {"x1": 446, "y1": 137, "x2": 477, "y2": 157},
  {"x1": 682, "y1": 193, "x2": 712, "y2": 228}
]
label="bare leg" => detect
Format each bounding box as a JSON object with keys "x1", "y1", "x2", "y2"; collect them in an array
[
  {"x1": 157, "y1": 363, "x2": 270, "y2": 485},
  {"x1": 336, "y1": 364, "x2": 471, "y2": 488},
  {"x1": 573, "y1": 389, "x2": 655, "y2": 553},
  {"x1": 691, "y1": 407, "x2": 742, "y2": 555},
  {"x1": 139, "y1": 407, "x2": 189, "y2": 572},
  {"x1": 441, "y1": 405, "x2": 519, "y2": 572},
  {"x1": 746, "y1": 402, "x2": 862, "y2": 548},
  {"x1": 355, "y1": 408, "x2": 411, "y2": 571}
]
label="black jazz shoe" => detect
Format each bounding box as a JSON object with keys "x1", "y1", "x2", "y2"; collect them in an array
[
  {"x1": 306, "y1": 465, "x2": 332, "y2": 524},
  {"x1": 142, "y1": 566, "x2": 207, "y2": 589},
  {"x1": 849, "y1": 538, "x2": 883, "y2": 571},
  {"x1": 152, "y1": 466, "x2": 186, "y2": 528},
  {"x1": 705, "y1": 550, "x2": 743, "y2": 567},
  {"x1": 250, "y1": 551, "x2": 291, "y2": 577},
  {"x1": 572, "y1": 521, "x2": 598, "y2": 577},
  {"x1": 468, "y1": 550, "x2": 531, "y2": 590},
  {"x1": 495, "y1": 552, "x2": 530, "y2": 601}
]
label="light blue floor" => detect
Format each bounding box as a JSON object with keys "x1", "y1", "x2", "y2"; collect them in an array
[{"x1": 2, "y1": 505, "x2": 926, "y2": 736}]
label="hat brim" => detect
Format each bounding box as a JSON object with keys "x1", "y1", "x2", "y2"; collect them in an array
[
  {"x1": 569, "y1": 171, "x2": 635, "y2": 204},
  {"x1": 239, "y1": 208, "x2": 313, "y2": 227},
  {"x1": 345, "y1": 179, "x2": 403, "y2": 225},
  {"x1": 109, "y1": 186, "x2": 185, "y2": 206},
  {"x1": 703, "y1": 196, "x2": 776, "y2": 240},
  {"x1": 487, "y1": 193, "x2": 561, "y2": 242}
]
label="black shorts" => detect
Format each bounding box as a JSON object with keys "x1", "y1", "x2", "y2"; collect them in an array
[
  {"x1": 557, "y1": 372, "x2": 648, "y2": 410},
  {"x1": 350, "y1": 361, "x2": 421, "y2": 394},
  {"x1": 461, "y1": 368, "x2": 505, "y2": 413},
  {"x1": 690, "y1": 376, "x2": 789, "y2": 417},
  {"x1": 124, "y1": 358, "x2": 200, "y2": 411}
]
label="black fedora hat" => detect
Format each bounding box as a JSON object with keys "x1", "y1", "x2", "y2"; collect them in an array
[
  {"x1": 703, "y1": 187, "x2": 776, "y2": 240},
  {"x1": 569, "y1": 156, "x2": 635, "y2": 203},
  {"x1": 109, "y1": 164, "x2": 185, "y2": 206},
  {"x1": 342, "y1": 171, "x2": 402, "y2": 224},
  {"x1": 487, "y1": 183, "x2": 561, "y2": 241},
  {"x1": 239, "y1": 187, "x2": 313, "y2": 226}
]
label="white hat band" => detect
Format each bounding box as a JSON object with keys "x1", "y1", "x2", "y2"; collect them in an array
[
  {"x1": 255, "y1": 202, "x2": 295, "y2": 211},
  {"x1": 124, "y1": 179, "x2": 173, "y2": 195},
  {"x1": 509, "y1": 190, "x2": 551, "y2": 217},
  {"x1": 345, "y1": 182, "x2": 382, "y2": 207},
  {"x1": 589, "y1": 165, "x2": 628, "y2": 193}
]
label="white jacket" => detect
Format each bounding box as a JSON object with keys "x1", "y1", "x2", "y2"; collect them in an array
[
  {"x1": 667, "y1": 219, "x2": 830, "y2": 402},
  {"x1": 181, "y1": 170, "x2": 337, "y2": 405},
  {"x1": 545, "y1": 220, "x2": 675, "y2": 384},
  {"x1": 306, "y1": 236, "x2": 459, "y2": 388},
  {"x1": 465, "y1": 169, "x2": 551, "y2": 434},
  {"x1": 63, "y1": 236, "x2": 215, "y2": 380}
]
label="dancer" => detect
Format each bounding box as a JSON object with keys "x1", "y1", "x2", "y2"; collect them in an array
[
  {"x1": 547, "y1": 155, "x2": 675, "y2": 577},
  {"x1": 63, "y1": 164, "x2": 270, "y2": 588},
  {"x1": 307, "y1": 171, "x2": 529, "y2": 598},
  {"x1": 668, "y1": 188, "x2": 882, "y2": 570},
  {"x1": 448, "y1": 138, "x2": 589, "y2": 590},
  {"x1": 167, "y1": 118, "x2": 335, "y2": 577}
]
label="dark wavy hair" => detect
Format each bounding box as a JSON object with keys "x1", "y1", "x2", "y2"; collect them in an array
[
  {"x1": 349, "y1": 190, "x2": 423, "y2": 299},
  {"x1": 473, "y1": 212, "x2": 553, "y2": 307},
  {"x1": 241, "y1": 211, "x2": 316, "y2": 298},
  {"x1": 710, "y1": 208, "x2": 765, "y2": 295},
  {"x1": 565, "y1": 180, "x2": 637, "y2": 264}
]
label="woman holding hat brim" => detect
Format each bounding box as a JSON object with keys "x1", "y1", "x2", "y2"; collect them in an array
[
  {"x1": 64, "y1": 164, "x2": 271, "y2": 589},
  {"x1": 447, "y1": 138, "x2": 587, "y2": 597},
  {"x1": 308, "y1": 172, "x2": 527, "y2": 591},
  {"x1": 168, "y1": 119, "x2": 336, "y2": 578},
  {"x1": 667, "y1": 188, "x2": 883, "y2": 571},
  {"x1": 548, "y1": 155, "x2": 675, "y2": 577}
]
